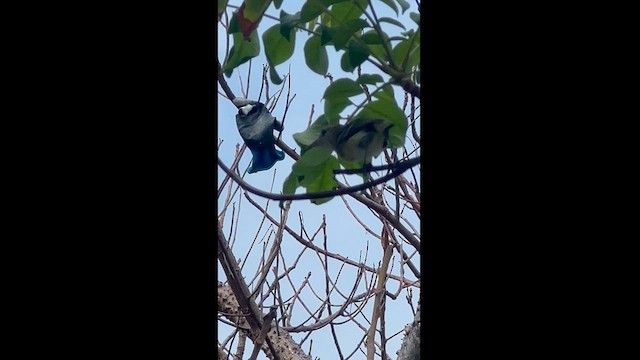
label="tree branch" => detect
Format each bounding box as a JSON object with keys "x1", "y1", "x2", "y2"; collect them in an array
[{"x1": 217, "y1": 156, "x2": 421, "y2": 201}]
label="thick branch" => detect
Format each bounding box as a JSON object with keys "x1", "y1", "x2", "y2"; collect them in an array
[
  {"x1": 218, "y1": 224, "x2": 282, "y2": 360},
  {"x1": 218, "y1": 283, "x2": 312, "y2": 360}
]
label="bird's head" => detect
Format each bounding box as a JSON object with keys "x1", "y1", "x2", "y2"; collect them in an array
[{"x1": 232, "y1": 97, "x2": 260, "y2": 115}]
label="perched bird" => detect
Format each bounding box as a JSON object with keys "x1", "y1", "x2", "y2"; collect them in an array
[
  {"x1": 311, "y1": 118, "x2": 394, "y2": 166},
  {"x1": 233, "y1": 97, "x2": 285, "y2": 174}
]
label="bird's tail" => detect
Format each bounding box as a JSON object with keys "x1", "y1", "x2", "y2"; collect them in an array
[{"x1": 248, "y1": 147, "x2": 285, "y2": 174}]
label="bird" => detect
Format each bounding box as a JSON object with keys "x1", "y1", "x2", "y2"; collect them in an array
[
  {"x1": 310, "y1": 117, "x2": 394, "y2": 167},
  {"x1": 233, "y1": 97, "x2": 285, "y2": 174}
]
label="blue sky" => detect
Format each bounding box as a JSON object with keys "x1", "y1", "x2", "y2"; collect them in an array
[{"x1": 218, "y1": 2, "x2": 420, "y2": 359}]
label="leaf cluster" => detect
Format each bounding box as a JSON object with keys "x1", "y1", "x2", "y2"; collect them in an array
[{"x1": 219, "y1": 0, "x2": 420, "y2": 204}]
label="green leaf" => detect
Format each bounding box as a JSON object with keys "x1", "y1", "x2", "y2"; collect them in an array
[
  {"x1": 228, "y1": 12, "x2": 240, "y2": 33},
  {"x1": 357, "y1": 74, "x2": 384, "y2": 85},
  {"x1": 292, "y1": 115, "x2": 331, "y2": 151},
  {"x1": 378, "y1": 0, "x2": 398, "y2": 15},
  {"x1": 293, "y1": 147, "x2": 334, "y2": 174},
  {"x1": 392, "y1": 38, "x2": 420, "y2": 72},
  {"x1": 354, "y1": 99, "x2": 407, "y2": 149},
  {"x1": 373, "y1": 84, "x2": 395, "y2": 102},
  {"x1": 308, "y1": 16, "x2": 318, "y2": 31},
  {"x1": 320, "y1": 12, "x2": 332, "y2": 26},
  {"x1": 330, "y1": 18, "x2": 367, "y2": 51},
  {"x1": 292, "y1": 147, "x2": 339, "y2": 205},
  {"x1": 269, "y1": 66, "x2": 283, "y2": 85},
  {"x1": 262, "y1": 23, "x2": 295, "y2": 84},
  {"x1": 323, "y1": 78, "x2": 363, "y2": 120},
  {"x1": 223, "y1": 31, "x2": 260, "y2": 77},
  {"x1": 304, "y1": 35, "x2": 329, "y2": 75},
  {"x1": 244, "y1": 0, "x2": 273, "y2": 22},
  {"x1": 323, "y1": 78, "x2": 363, "y2": 101},
  {"x1": 319, "y1": 24, "x2": 333, "y2": 45},
  {"x1": 410, "y1": 12, "x2": 420, "y2": 25},
  {"x1": 300, "y1": 0, "x2": 347, "y2": 22},
  {"x1": 348, "y1": 40, "x2": 370, "y2": 68},
  {"x1": 360, "y1": 30, "x2": 386, "y2": 44},
  {"x1": 368, "y1": 44, "x2": 387, "y2": 62},
  {"x1": 217, "y1": 0, "x2": 228, "y2": 16},
  {"x1": 282, "y1": 173, "x2": 300, "y2": 196},
  {"x1": 323, "y1": 78, "x2": 362, "y2": 122},
  {"x1": 326, "y1": 95, "x2": 353, "y2": 121},
  {"x1": 378, "y1": 17, "x2": 406, "y2": 30},
  {"x1": 396, "y1": 0, "x2": 410, "y2": 14},
  {"x1": 263, "y1": 24, "x2": 296, "y2": 66},
  {"x1": 279, "y1": 10, "x2": 301, "y2": 41},
  {"x1": 274, "y1": 0, "x2": 283, "y2": 8},
  {"x1": 300, "y1": 3, "x2": 321, "y2": 23},
  {"x1": 331, "y1": 0, "x2": 367, "y2": 23},
  {"x1": 340, "y1": 50, "x2": 355, "y2": 73}
]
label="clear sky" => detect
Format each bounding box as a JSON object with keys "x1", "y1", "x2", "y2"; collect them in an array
[{"x1": 218, "y1": 2, "x2": 420, "y2": 359}]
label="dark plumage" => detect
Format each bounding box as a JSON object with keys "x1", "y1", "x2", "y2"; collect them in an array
[{"x1": 235, "y1": 101, "x2": 284, "y2": 173}]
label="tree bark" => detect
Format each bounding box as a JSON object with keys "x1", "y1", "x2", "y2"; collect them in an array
[{"x1": 218, "y1": 282, "x2": 312, "y2": 360}]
